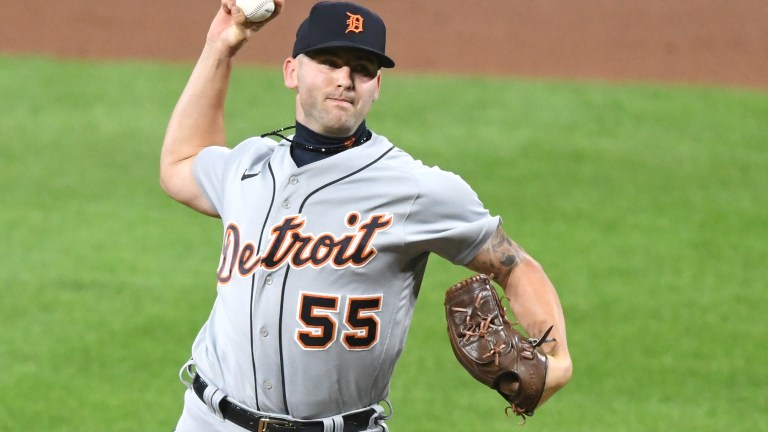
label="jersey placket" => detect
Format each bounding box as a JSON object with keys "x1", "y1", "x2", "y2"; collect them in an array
[{"x1": 251, "y1": 166, "x2": 305, "y2": 415}]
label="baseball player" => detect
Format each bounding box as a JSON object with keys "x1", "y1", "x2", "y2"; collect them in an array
[{"x1": 160, "y1": 1, "x2": 572, "y2": 431}]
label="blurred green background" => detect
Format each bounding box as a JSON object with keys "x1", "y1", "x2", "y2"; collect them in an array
[{"x1": 1, "y1": 55, "x2": 766, "y2": 431}]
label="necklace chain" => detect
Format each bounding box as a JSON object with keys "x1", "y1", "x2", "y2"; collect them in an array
[{"x1": 261, "y1": 126, "x2": 371, "y2": 155}]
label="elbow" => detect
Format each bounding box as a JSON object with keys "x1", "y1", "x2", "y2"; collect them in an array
[
  {"x1": 560, "y1": 357, "x2": 574, "y2": 388},
  {"x1": 159, "y1": 177, "x2": 172, "y2": 197},
  {"x1": 539, "y1": 353, "x2": 572, "y2": 406},
  {"x1": 159, "y1": 163, "x2": 187, "y2": 201},
  {"x1": 549, "y1": 355, "x2": 573, "y2": 392},
  {"x1": 159, "y1": 165, "x2": 173, "y2": 197}
]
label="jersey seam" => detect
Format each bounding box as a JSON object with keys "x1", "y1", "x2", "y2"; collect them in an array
[
  {"x1": 251, "y1": 161, "x2": 278, "y2": 411},
  {"x1": 399, "y1": 168, "x2": 422, "y2": 256}
]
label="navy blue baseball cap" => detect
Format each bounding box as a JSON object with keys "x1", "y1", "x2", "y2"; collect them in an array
[{"x1": 292, "y1": 1, "x2": 395, "y2": 68}]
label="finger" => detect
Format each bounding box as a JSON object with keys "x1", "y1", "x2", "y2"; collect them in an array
[
  {"x1": 272, "y1": 0, "x2": 284, "y2": 17},
  {"x1": 221, "y1": 0, "x2": 235, "y2": 14},
  {"x1": 256, "y1": 0, "x2": 283, "y2": 25},
  {"x1": 229, "y1": 3, "x2": 249, "y2": 26},
  {"x1": 245, "y1": 0, "x2": 283, "y2": 30}
]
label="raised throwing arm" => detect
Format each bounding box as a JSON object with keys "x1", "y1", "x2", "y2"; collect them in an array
[{"x1": 159, "y1": 0, "x2": 283, "y2": 216}]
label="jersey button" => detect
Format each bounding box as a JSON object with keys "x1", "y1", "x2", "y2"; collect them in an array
[
  {"x1": 265, "y1": 275, "x2": 273, "y2": 285},
  {"x1": 282, "y1": 200, "x2": 291, "y2": 209},
  {"x1": 264, "y1": 381, "x2": 273, "y2": 390},
  {"x1": 289, "y1": 176, "x2": 299, "y2": 185},
  {"x1": 260, "y1": 327, "x2": 269, "y2": 337}
]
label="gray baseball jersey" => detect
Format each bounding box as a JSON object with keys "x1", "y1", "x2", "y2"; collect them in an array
[{"x1": 190, "y1": 132, "x2": 499, "y2": 420}]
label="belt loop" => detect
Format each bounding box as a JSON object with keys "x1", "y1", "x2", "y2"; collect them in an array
[
  {"x1": 178, "y1": 359, "x2": 196, "y2": 391},
  {"x1": 379, "y1": 399, "x2": 393, "y2": 420},
  {"x1": 321, "y1": 418, "x2": 332, "y2": 432},
  {"x1": 368, "y1": 400, "x2": 393, "y2": 431},
  {"x1": 185, "y1": 361, "x2": 227, "y2": 423},
  {"x1": 321, "y1": 415, "x2": 344, "y2": 432},
  {"x1": 202, "y1": 381, "x2": 226, "y2": 422}
]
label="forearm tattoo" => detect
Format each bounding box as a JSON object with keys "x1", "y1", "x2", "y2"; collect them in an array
[{"x1": 472, "y1": 226, "x2": 527, "y2": 283}]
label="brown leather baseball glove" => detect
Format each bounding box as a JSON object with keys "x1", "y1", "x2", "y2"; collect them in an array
[{"x1": 444, "y1": 273, "x2": 554, "y2": 420}]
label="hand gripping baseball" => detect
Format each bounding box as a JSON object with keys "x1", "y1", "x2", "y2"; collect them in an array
[
  {"x1": 209, "y1": 0, "x2": 283, "y2": 53},
  {"x1": 444, "y1": 274, "x2": 555, "y2": 421}
]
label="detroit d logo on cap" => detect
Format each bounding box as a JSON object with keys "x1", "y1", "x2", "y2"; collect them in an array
[{"x1": 345, "y1": 12, "x2": 364, "y2": 33}]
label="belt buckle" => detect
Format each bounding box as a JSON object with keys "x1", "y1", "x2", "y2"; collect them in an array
[{"x1": 257, "y1": 417, "x2": 292, "y2": 432}]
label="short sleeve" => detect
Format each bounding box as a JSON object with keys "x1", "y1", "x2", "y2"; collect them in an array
[
  {"x1": 404, "y1": 167, "x2": 500, "y2": 265},
  {"x1": 193, "y1": 138, "x2": 277, "y2": 215},
  {"x1": 194, "y1": 146, "x2": 231, "y2": 213}
]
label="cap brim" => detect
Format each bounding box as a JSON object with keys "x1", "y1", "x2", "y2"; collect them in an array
[{"x1": 303, "y1": 42, "x2": 395, "y2": 69}]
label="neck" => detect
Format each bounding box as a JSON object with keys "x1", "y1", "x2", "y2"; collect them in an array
[
  {"x1": 268, "y1": 121, "x2": 371, "y2": 168},
  {"x1": 293, "y1": 121, "x2": 369, "y2": 153}
]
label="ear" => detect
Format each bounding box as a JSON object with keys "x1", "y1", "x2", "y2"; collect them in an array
[
  {"x1": 283, "y1": 57, "x2": 298, "y2": 89},
  {"x1": 373, "y1": 72, "x2": 382, "y2": 101}
]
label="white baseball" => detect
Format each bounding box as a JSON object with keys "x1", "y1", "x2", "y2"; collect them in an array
[{"x1": 235, "y1": 0, "x2": 275, "y2": 22}]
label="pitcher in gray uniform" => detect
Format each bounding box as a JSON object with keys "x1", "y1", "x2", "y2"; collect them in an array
[{"x1": 160, "y1": 1, "x2": 573, "y2": 431}]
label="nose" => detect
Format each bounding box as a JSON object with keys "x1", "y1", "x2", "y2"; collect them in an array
[{"x1": 335, "y1": 66, "x2": 354, "y2": 89}]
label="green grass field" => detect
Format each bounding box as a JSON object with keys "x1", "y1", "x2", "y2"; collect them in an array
[{"x1": 1, "y1": 55, "x2": 766, "y2": 431}]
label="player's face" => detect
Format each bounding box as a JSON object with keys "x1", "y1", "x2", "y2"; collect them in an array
[{"x1": 284, "y1": 48, "x2": 381, "y2": 137}]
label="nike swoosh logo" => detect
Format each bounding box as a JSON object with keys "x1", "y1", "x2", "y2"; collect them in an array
[{"x1": 241, "y1": 169, "x2": 261, "y2": 181}]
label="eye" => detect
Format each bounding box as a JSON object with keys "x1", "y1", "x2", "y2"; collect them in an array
[
  {"x1": 352, "y1": 63, "x2": 378, "y2": 79},
  {"x1": 320, "y1": 58, "x2": 341, "y2": 68}
]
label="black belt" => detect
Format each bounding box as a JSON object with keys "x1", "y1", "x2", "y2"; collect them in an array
[{"x1": 192, "y1": 375, "x2": 377, "y2": 432}]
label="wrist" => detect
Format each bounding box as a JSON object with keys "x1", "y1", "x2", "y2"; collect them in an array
[{"x1": 200, "y1": 39, "x2": 240, "y2": 68}]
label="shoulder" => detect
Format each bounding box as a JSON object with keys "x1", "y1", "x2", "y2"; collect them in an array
[
  {"x1": 372, "y1": 133, "x2": 467, "y2": 183},
  {"x1": 388, "y1": 152, "x2": 476, "y2": 195},
  {"x1": 198, "y1": 136, "x2": 280, "y2": 169},
  {"x1": 222, "y1": 136, "x2": 280, "y2": 158},
  {"x1": 370, "y1": 136, "x2": 483, "y2": 209}
]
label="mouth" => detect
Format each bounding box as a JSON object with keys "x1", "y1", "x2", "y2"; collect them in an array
[{"x1": 327, "y1": 95, "x2": 353, "y2": 106}]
